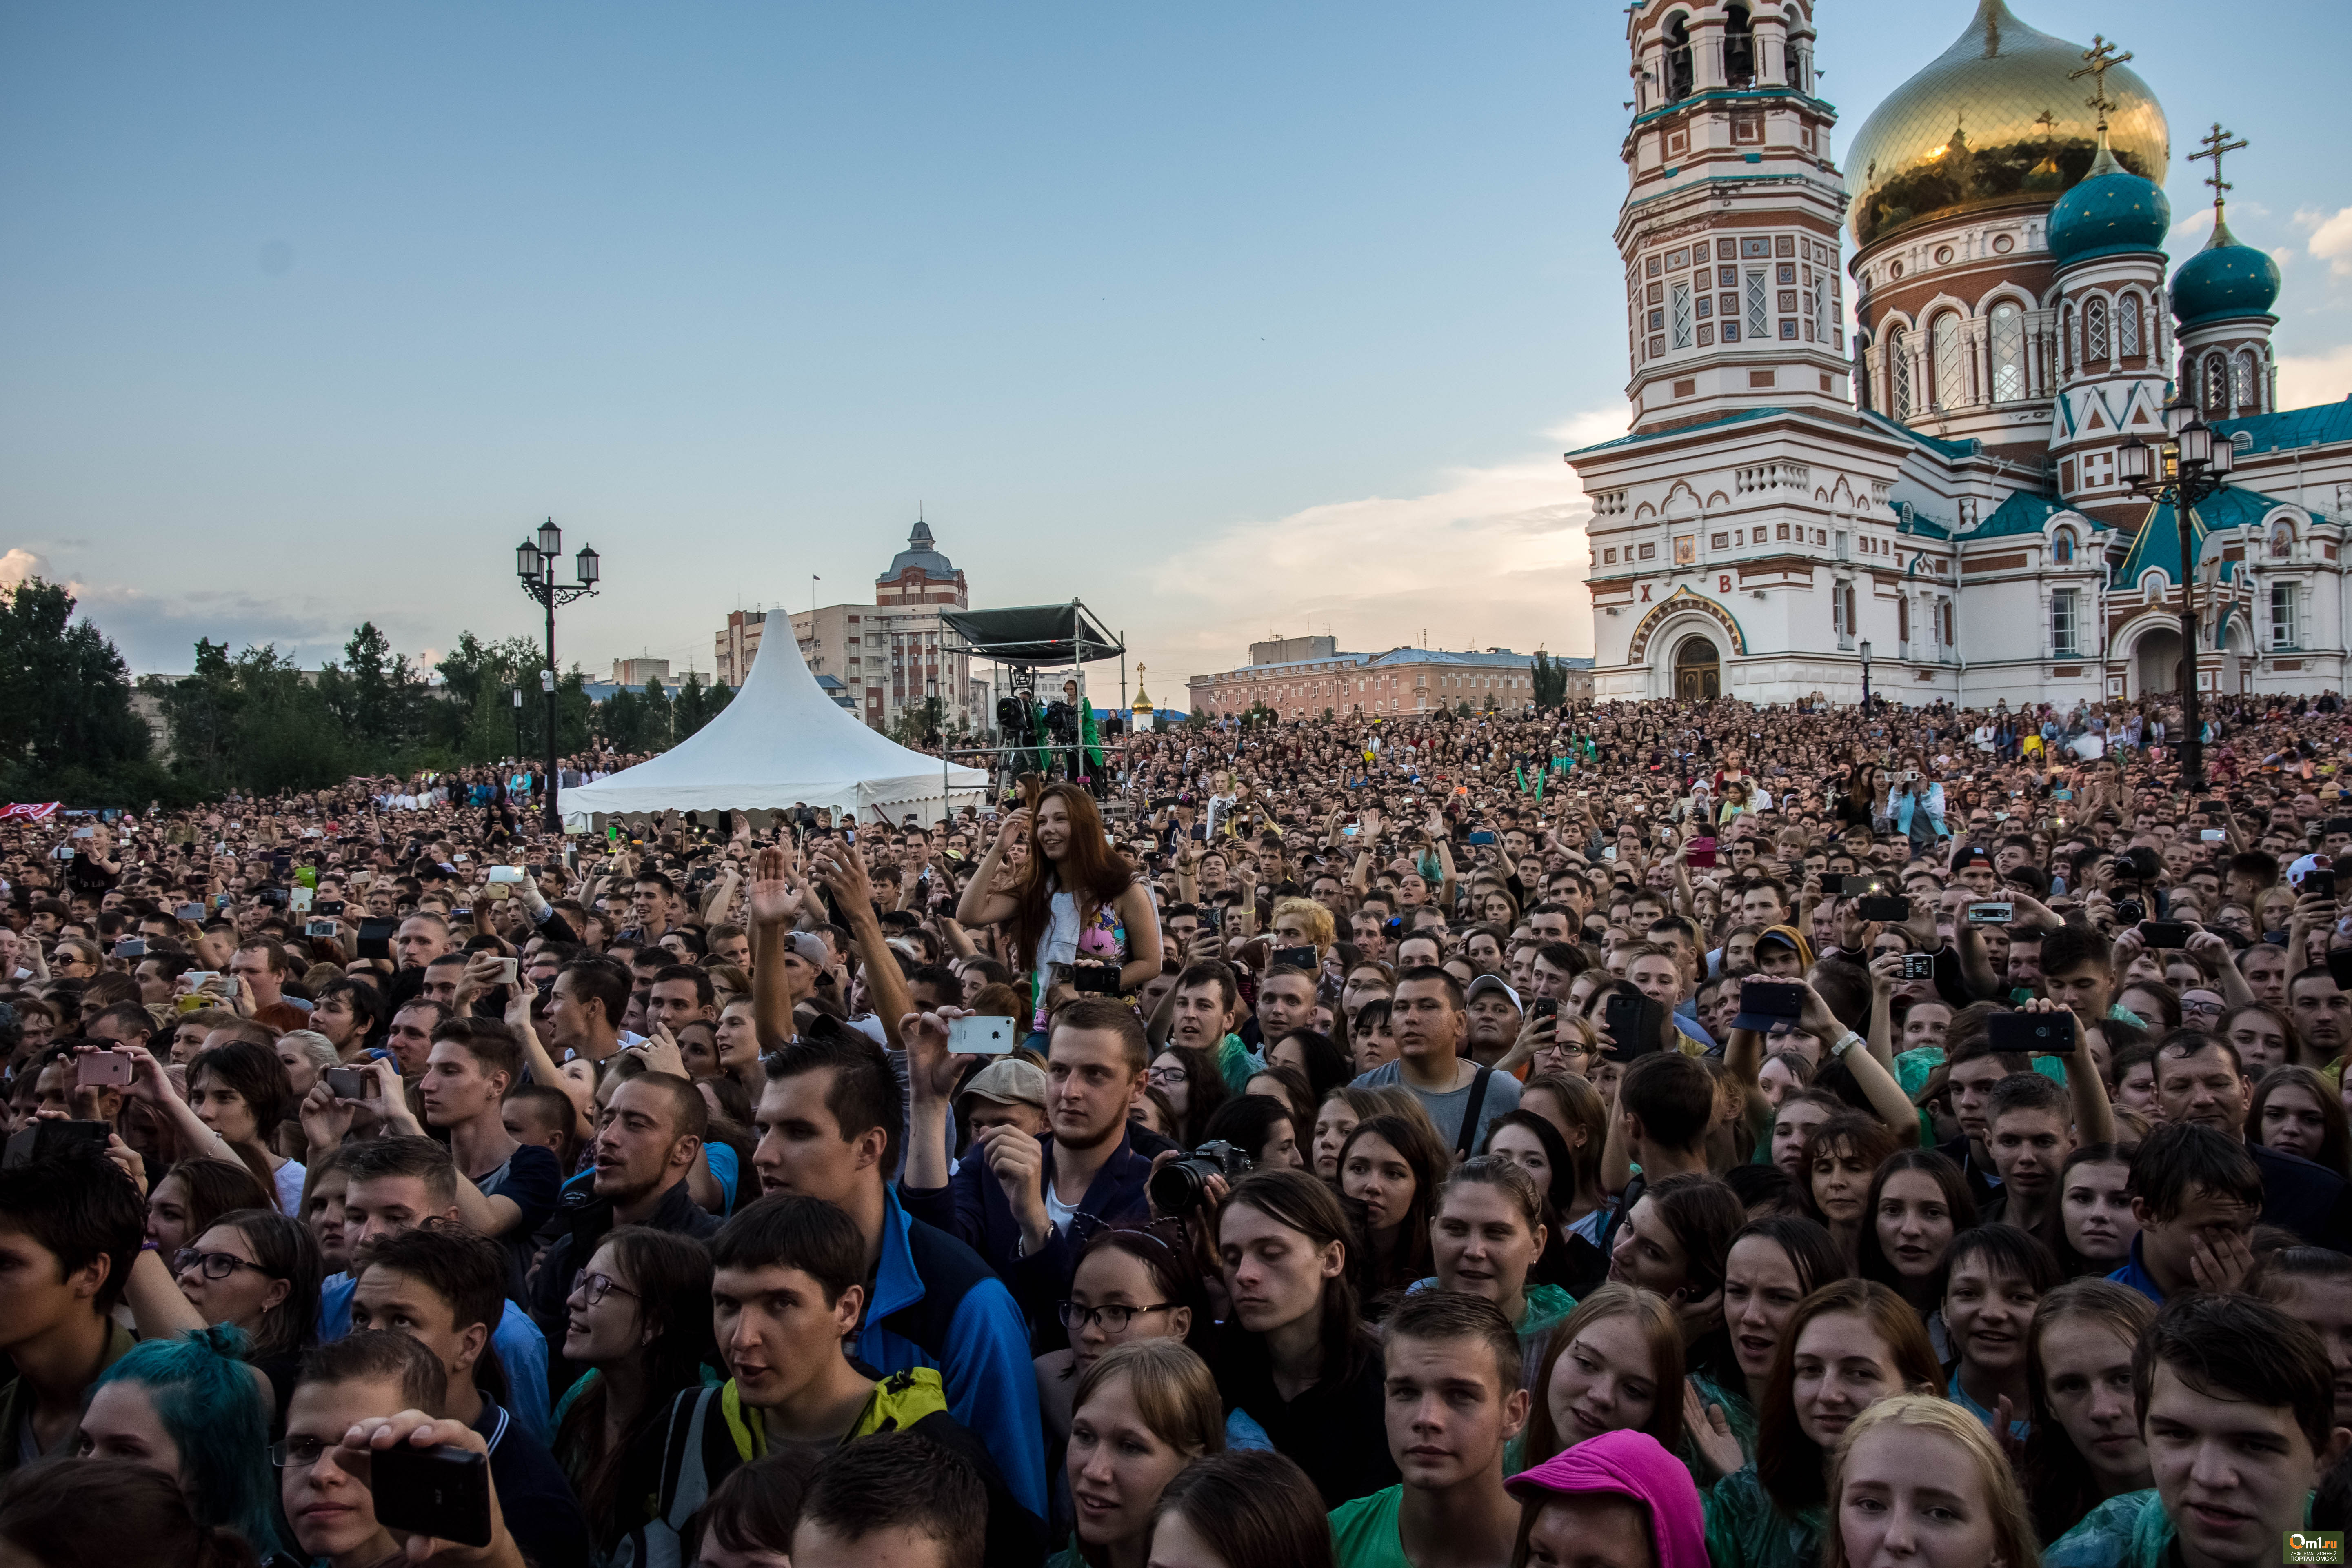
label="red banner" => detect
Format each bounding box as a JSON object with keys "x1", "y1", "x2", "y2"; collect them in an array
[{"x1": 0, "y1": 803, "x2": 59, "y2": 822}]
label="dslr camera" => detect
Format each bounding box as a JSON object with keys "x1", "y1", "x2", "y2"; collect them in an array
[{"x1": 1148, "y1": 1140, "x2": 1253, "y2": 1215}]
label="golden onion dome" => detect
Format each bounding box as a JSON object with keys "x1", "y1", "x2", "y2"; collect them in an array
[{"x1": 1844, "y1": 0, "x2": 2169, "y2": 250}]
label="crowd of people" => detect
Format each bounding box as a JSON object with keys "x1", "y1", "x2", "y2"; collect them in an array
[{"x1": 3, "y1": 687, "x2": 2352, "y2": 1568}]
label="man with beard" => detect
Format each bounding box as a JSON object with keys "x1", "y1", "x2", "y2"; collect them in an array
[{"x1": 900, "y1": 996, "x2": 1157, "y2": 1326}]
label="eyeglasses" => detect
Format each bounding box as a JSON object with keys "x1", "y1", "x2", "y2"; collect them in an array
[
  {"x1": 571, "y1": 1270, "x2": 641, "y2": 1308},
  {"x1": 173, "y1": 1248, "x2": 275, "y2": 1282},
  {"x1": 2181, "y1": 999, "x2": 2226, "y2": 1017},
  {"x1": 269, "y1": 1435, "x2": 334, "y2": 1470},
  {"x1": 1057, "y1": 1300, "x2": 1177, "y2": 1334},
  {"x1": 1145, "y1": 1066, "x2": 1188, "y2": 1086}
]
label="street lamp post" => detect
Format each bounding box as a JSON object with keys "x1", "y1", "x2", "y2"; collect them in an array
[
  {"x1": 515, "y1": 519, "x2": 602, "y2": 835},
  {"x1": 1859, "y1": 639, "x2": 1873, "y2": 715},
  {"x1": 511, "y1": 688, "x2": 524, "y2": 765},
  {"x1": 2120, "y1": 397, "x2": 2234, "y2": 795}
]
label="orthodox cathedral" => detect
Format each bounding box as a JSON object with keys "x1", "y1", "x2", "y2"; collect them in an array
[{"x1": 1570, "y1": 0, "x2": 2352, "y2": 706}]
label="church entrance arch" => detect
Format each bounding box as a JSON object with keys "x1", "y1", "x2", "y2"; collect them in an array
[{"x1": 1675, "y1": 635, "x2": 1721, "y2": 700}]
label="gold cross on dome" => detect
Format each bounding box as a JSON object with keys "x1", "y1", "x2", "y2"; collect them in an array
[
  {"x1": 2189, "y1": 122, "x2": 2249, "y2": 222},
  {"x1": 2070, "y1": 35, "x2": 2134, "y2": 131}
]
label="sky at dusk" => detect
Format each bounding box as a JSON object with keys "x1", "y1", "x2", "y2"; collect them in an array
[{"x1": 6, "y1": 1, "x2": 2350, "y2": 704}]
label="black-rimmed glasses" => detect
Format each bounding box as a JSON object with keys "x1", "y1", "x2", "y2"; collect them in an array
[
  {"x1": 1057, "y1": 1299, "x2": 1177, "y2": 1333},
  {"x1": 571, "y1": 1270, "x2": 641, "y2": 1308},
  {"x1": 173, "y1": 1248, "x2": 275, "y2": 1283}
]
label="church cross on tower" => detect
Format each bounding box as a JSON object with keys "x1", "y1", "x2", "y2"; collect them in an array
[
  {"x1": 2189, "y1": 122, "x2": 2250, "y2": 225},
  {"x1": 2069, "y1": 35, "x2": 2133, "y2": 132}
]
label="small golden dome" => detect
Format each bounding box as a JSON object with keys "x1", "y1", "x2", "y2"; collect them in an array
[{"x1": 1844, "y1": 0, "x2": 2169, "y2": 250}]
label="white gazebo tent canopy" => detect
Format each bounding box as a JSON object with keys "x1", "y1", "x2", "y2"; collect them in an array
[{"x1": 560, "y1": 618, "x2": 987, "y2": 828}]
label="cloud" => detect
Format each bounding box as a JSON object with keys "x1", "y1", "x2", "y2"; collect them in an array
[
  {"x1": 2278, "y1": 341, "x2": 2352, "y2": 415},
  {"x1": 1130, "y1": 410, "x2": 1621, "y2": 694},
  {"x1": 2171, "y1": 208, "x2": 2214, "y2": 246},
  {"x1": 0, "y1": 549, "x2": 44, "y2": 592},
  {"x1": 2298, "y1": 205, "x2": 2352, "y2": 277}
]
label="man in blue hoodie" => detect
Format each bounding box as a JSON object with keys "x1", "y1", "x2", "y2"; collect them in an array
[{"x1": 749, "y1": 1028, "x2": 1048, "y2": 1521}]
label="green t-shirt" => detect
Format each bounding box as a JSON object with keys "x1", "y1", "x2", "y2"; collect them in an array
[{"x1": 1327, "y1": 1484, "x2": 1413, "y2": 1568}]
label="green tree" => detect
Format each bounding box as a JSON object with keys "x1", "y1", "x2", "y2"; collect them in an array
[
  {"x1": 0, "y1": 577, "x2": 169, "y2": 805},
  {"x1": 889, "y1": 696, "x2": 946, "y2": 749},
  {"x1": 161, "y1": 642, "x2": 349, "y2": 796},
  {"x1": 326, "y1": 621, "x2": 426, "y2": 755},
  {"x1": 1530, "y1": 651, "x2": 1570, "y2": 708}
]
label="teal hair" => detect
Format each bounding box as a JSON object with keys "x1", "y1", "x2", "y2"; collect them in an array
[{"x1": 93, "y1": 1325, "x2": 287, "y2": 1555}]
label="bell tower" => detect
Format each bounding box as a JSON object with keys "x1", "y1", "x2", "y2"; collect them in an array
[{"x1": 1617, "y1": 0, "x2": 1851, "y2": 433}]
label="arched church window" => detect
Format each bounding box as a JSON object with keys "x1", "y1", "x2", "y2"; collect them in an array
[
  {"x1": 2203, "y1": 353, "x2": 2229, "y2": 417},
  {"x1": 1890, "y1": 325, "x2": 1912, "y2": 420},
  {"x1": 1990, "y1": 303, "x2": 2025, "y2": 402},
  {"x1": 1932, "y1": 313, "x2": 1967, "y2": 408},
  {"x1": 2233, "y1": 351, "x2": 2258, "y2": 413},
  {"x1": 1724, "y1": 5, "x2": 1756, "y2": 87},
  {"x1": 1663, "y1": 14, "x2": 1694, "y2": 101},
  {"x1": 2052, "y1": 529, "x2": 2075, "y2": 564},
  {"x1": 2119, "y1": 293, "x2": 2141, "y2": 357},
  {"x1": 2084, "y1": 295, "x2": 2109, "y2": 362}
]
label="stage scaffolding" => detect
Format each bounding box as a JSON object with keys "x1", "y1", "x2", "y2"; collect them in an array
[{"x1": 924, "y1": 599, "x2": 1141, "y2": 812}]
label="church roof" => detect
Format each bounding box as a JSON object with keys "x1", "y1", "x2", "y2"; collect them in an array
[
  {"x1": 2114, "y1": 484, "x2": 2313, "y2": 586},
  {"x1": 1565, "y1": 407, "x2": 1786, "y2": 458},
  {"x1": 1966, "y1": 491, "x2": 2064, "y2": 539},
  {"x1": 1860, "y1": 411, "x2": 1981, "y2": 460},
  {"x1": 2211, "y1": 401, "x2": 2352, "y2": 458},
  {"x1": 883, "y1": 520, "x2": 959, "y2": 581}
]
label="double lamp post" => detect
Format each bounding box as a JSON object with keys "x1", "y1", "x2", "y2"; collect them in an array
[
  {"x1": 2119, "y1": 396, "x2": 2234, "y2": 796},
  {"x1": 515, "y1": 518, "x2": 601, "y2": 834}
]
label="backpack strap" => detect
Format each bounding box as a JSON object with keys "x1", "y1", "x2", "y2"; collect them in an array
[{"x1": 1453, "y1": 1065, "x2": 1495, "y2": 1162}]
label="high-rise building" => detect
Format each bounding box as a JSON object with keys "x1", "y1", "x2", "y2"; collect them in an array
[
  {"x1": 611, "y1": 657, "x2": 672, "y2": 687},
  {"x1": 715, "y1": 521, "x2": 989, "y2": 733}
]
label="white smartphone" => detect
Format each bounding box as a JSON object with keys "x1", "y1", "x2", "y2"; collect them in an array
[
  {"x1": 486, "y1": 866, "x2": 527, "y2": 884},
  {"x1": 495, "y1": 957, "x2": 520, "y2": 986},
  {"x1": 948, "y1": 1015, "x2": 1018, "y2": 1055}
]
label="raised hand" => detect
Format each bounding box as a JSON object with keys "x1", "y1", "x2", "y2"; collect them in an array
[{"x1": 746, "y1": 845, "x2": 807, "y2": 928}]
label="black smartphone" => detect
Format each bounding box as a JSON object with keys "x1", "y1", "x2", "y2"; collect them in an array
[
  {"x1": 316, "y1": 899, "x2": 346, "y2": 916},
  {"x1": 325, "y1": 1067, "x2": 371, "y2": 1101},
  {"x1": 1601, "y1": 992, "x2": 1668, "y2": 1062},
  {"x1": 1071, "y1": 965, "x2": 1124, "y2": 996},
  {"x1": 1272, "y1": 946, "x2": 1319, "y2": 971},
  {"x1": 1735, "y1": 980, "x2": 1806, "y2": 1026},
  {"x1": 1965, "y1": 902, "x2": 2013, "y2": 926},
  {"x1": 1818, "y1": 872, "x2": 1846, "y2": 895},
  {"x1": 1858, "y1": 896, "x2": 1911, "y2": 922},
  {"x1": 370, "y1": 1441, "x2": 492, "y2": 1549},
  {"x1": 2, "y1": 1120, "x2": 109, "y2": 1166},
  {"x1": 1988, "y1": 1010, "x2": 2077, "y2": 1056},
  {"x1": 2308, "y1": 871, "x2": 2338, "y2": 901},
  {"x1": 2328, "y1": 950, "x2": 2352, "y2": 994},
  {"x1": 1199, "y1": 905, "x2": 1224, "y2": 933},
  {"x1": 355, "y1": 919, "x2": 396, "y2": 961},
  {"x1": 1530, "y1": 997, "x2": 1560, "y2": 1023},
  {"x1": 2139, "y1": 922, "x2": 2193, "y2": 950},
  {"x1": 1899, "y1": 953, "x2": 1935, "y2": 980}
]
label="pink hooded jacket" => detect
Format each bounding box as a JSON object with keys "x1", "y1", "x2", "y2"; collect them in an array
[{"x1": 1506, "y1": 1430, "x2": 1707, "y2": 1568}]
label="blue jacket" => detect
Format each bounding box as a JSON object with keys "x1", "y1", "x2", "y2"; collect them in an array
[
  {"x1": 899, "y1": 1126, "x2": 1157, "y2": 1324},
  {"x1": 858, "y1": 1188, "x2": 1050, "y2": 1520}
]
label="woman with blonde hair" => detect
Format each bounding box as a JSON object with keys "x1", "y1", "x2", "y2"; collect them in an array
[
  {"x1": 1269, "y1": 897, "x2": 1335, "y2": 966},
  {"x1": 1823, "y1": 1393, "x2": 2039, "y2": 1568},
  {"x1": 1056, "y1": 1340, "x2": 1227, "y2": 1568}
]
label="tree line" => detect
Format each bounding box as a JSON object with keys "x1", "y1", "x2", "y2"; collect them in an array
[{"x1": 0, "y1": 577, "x2": 731, "y2": 807}]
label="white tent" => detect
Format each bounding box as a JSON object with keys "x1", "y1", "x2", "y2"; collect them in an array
[{"x1": 560, "y1": 622, "x2": 988, "y2": 826}]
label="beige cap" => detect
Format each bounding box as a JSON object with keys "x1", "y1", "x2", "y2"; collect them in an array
[{"x1": 957, "y1": 1057, "x2": 1048, "y2": 1110}]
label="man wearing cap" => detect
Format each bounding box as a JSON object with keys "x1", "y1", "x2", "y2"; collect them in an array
[
  {"x1": 955, "y1": 1058, "x2": 1048, "y2": 1146},
  {"x1": 1506, "y1": 1430, "x2": 1706, "y2": 1568},
  {"x1": 900, "y1": 996, "x2": 1158, "y2": 1327},
  {"x1": 1462, "y1": 976, "x2": 1525, "y2": 1069}
]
